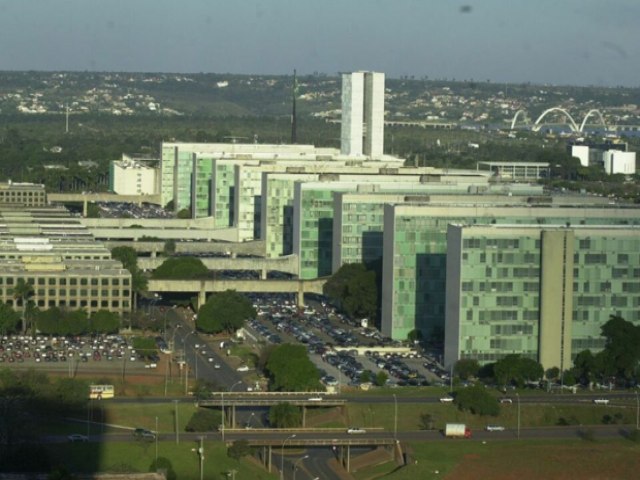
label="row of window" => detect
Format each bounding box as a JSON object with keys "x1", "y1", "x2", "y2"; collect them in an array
[
  {"x1": 0, "y1": 277, "x2": 130, "y2": 287},
  {"x1": 3, "y1": 298, "x2": 129, "y2": 309}
]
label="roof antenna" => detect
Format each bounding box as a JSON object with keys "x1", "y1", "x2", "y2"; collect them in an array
[{"x1": 291, "y1": 69, "x2": 298, "y2": 144}]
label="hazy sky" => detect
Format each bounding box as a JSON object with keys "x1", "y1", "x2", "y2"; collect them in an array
[{"x1": 0, "y1": 0, "x2": 638, "y2": 86}]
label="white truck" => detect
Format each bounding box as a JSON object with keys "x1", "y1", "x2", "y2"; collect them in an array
[{"x1": 445, "y1": 423, "x2": 472, "y2": 439}]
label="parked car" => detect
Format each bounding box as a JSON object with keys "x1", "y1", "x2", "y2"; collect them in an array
[
  {"x1": 237, "y1": 365, "x2": 249, "y2": 372},
  {"x1": 68, "y1": 434, "x2": 88, "y2": 442}
]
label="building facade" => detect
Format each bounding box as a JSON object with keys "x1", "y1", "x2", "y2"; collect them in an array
[{"x1": 445, "y1": 224, "x2": 640, "y2": 370}]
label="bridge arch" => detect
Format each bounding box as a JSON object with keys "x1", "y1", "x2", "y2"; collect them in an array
[
  {"x1": 579, "y1": 109, "x2": 607, "y2": 132},
  {"x1": 510, "y1": 110, "x2": 528, "y2": 130},
  {"x1": 532, "y1": 108, "x2": 579, "y2": 132}
]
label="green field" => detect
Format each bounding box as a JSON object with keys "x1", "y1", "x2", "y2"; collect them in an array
[{"x1": 47, "y1": 441, "x2": 277, "y2": 480}]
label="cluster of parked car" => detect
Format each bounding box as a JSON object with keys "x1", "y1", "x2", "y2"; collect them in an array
[{"x1": 0, "y1": 334, "x2": 158, "y2": 367}]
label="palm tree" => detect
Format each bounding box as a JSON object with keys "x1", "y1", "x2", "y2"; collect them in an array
[{"x1": 13, "y1": 279, "x2": 34, "y2": 334}]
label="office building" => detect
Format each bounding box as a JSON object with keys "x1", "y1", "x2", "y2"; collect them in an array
[
  {"x1": 0, "y1": 203, "x2": 132, "y2": 316},
  {"x1": 381, "y1": 200, "x2": 640, "y2": 342},
  {"x1": 603, "y1": 150, "x2": 636, "y2": 175},
  {"x1": 340, "y1": 71, "x2": 385, "y2": 157},
  {"x1": 445, "y1": 224, "x2": 640, "y2": 370},
  {"x1": 109, "y1": 155, "x2": 159, "y2": 195}
]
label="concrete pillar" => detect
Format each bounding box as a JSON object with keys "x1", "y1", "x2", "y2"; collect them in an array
[
  {"x1": 231, "y1": 405, "x2": 236, "y2": 428},
  {"x1": 302, "y1": 406, "x2": 306, "y2": 427},
  {"x1": 83, "y1": 200, "x2": 88, "y2": 217},
  {"x1": 198, "y1": 289, "x2": 207, "y2": 308},
  {"x1": 260, "y1": 268, "x2": 267, "y2": 280},
  {"x1": 346, "y1": 445, "x2": 351, "y2": 472},
  {"x1": 151, "y1": 250, "x2": 156, "y2": 258},
  {"x1": 268, "y1": 445, "x2": 272, "y2": 472},
  {"x1": 297, "y1": 281, "x2": 304, "y2": 307}
]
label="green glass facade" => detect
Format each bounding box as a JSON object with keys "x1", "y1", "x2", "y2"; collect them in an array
[
  {"x1": 192, "y1": 157, "x2": 214, "y2": 219},
  {"x1": 445, "y1": 225, "x2": 640, "y2": 369},
  {"x1": 381, "y1": 203, "x2": 640, "y2": 341}
]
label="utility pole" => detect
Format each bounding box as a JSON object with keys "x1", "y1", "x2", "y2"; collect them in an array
[{"x1": 155, "y1": 416, "x2": 159, "y2": 462}]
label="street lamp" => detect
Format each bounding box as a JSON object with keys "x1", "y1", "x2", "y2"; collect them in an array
[
  {"x1": 393, "y1": 394, "x2": 398, "y2": 440},
  {"x1": 182, "y1": 331, "x2": 196, "y2": 394},
  {"x1": 197, "y1": 436, "x2": 205, "y2": 480},
  {"x1": 293, "y1": 454, "x2": 309, "y2": 480},
  {"x1": 280, "y1": 434, "x2": 296, "y2": 480},
  {"x1": 222, "y1": 381, "x2": 242, "y2": 441},
  {"x1": 636, "y1": 392, "x2": 640, "y2": 430},
  {"x1": 173, "y1": 399, "x2": 180, "y2": 444},
  {"x1": 516, "y1": 393, "x2": 521, "y2": 439},
  {"x1": 155, "y1": 416, "x2": 159, "y2": 462}
]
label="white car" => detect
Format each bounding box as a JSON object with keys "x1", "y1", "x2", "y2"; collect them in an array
[
  {"x1": 439, "y1": 397, "x2": 454, "y2": 403},
  {"x1": 485, "y1": 425, "x2": 505, "y2": 432},
  {"x1": 593, "y1": 398, "x2": 610, "y2": 405},
  {"x1": 500, "y1": 398, "x2": 513, "y2": 404},
  {"x1": 237, "y1": 365, "x2": 249, "y2": 372},
  {"x1": 347, "y1": 427, "x2": 366, "y2": 434},
  {"x1": 308, "y1": 397, "x2": 323, "y2": 401}
]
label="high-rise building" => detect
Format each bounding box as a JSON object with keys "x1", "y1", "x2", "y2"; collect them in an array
[{"x1": 340, "y1": 72, "x2": 385, "y2": 157}]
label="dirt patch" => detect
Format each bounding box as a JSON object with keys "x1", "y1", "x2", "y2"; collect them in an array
[{"x1": 446, "y1": 443, "x2": 640, "y2": 480}]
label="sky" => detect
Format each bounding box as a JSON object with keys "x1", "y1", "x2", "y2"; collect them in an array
[{"x1": 0, "y1": 0, "x2": 638, "y2": 87}]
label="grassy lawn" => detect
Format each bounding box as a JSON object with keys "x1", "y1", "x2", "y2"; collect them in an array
[
  {"x1": 47, "y1": 440, "x2": 277, "y2": 480},
  {"x1": 385, "y1": 440, "x2": 640, "y2": 480},
  {"x1": 347, "y1": 402, "x2": 636, "y2": 431}
]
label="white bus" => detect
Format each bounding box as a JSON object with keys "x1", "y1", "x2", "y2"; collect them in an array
[{"x1": 89, "y1": 384, "x2": 115, "y2": 400}]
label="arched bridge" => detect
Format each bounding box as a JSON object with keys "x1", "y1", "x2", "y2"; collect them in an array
[{"x1": 510, "y1": 108, "x2": 608, "y2": 133}]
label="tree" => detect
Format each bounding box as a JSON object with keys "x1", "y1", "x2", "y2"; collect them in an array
[
  {"x1": 455, "y1": 385, "x2": 500, "y2": 416},
  {"x1": 185, "y1": 408, "x2": 221, "y2": 432},
  {"x1": 0, "y1": 302, "x2": 20, "y2": 335},
  {"x1": 419, "y1": 413, "x2": 436, "y2": 430},
  {"x1": 265, "y1": 344, "x2": 323, "y2": 392},
  {"x1": 600, "y1": 315, "x2": 640, "y2": 379},
  {"x1": 268, "y1": 403, "x2": 302, "y2": 428},
  {"x1": 227, "y1": 440, "x2": 252, "y2": 460},
  {"x1": 152, "y1": 257, "x2": 208, "y2": 280},
  {"x1": 90, "y1": 310, "x2": 120, "y2": 334},
  {"x1": 454, "y1": 359, "x2": 480, "y2": 380},
  {"x1": 323, "y1": 263, "x2": 378, "y2": 321},
  {"x1": 112, "y1": 246, "x2": 147, "y2": 307},
  {"x1": 545, "y1": 367, "x2": 560, "y2": 382},
  {"x1": 148, "y1": 458, "x2": 177, "y2": 480},
  {"x1": 375, "y1": 370, "x2": 388, "y2": 387},
  {"x1": 196, "y1": 290, "x2": 255, "y2": 334},
  {"x1": 494, "y1": 354, "x2": 543, "y2": 387},
  {"x1": 13, "y1": 279, "x2": 34, "y2": 334}
]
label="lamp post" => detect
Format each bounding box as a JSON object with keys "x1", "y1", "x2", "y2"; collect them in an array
[
  {"x1": 293, "y1": 454, "x2": 309, "y2": 480},
  {"x1": 198, "y1": 436, "x2": 205, "y2": 480},
  {"x1": 182, "y1": 331, "x2": 196, "y2": 394},
  {"x1": 173, "y1": 399, "x2": 180, "y2": 444},
  {"x1": 636, "y1": 392, "x2": 640, "y2": 430},
  {"x1": 155, "y1": 416, "x2": 159, "y2": 462},
  {"x1": 393, "y1": 394, "x2": 398, "y2": 441},
  {"x1": 516, "y1": 393, "x2": 521, "y2": 439},
  {"x1": 222, "y1": 381, "x2": 242, "y2": 441},
  {"x1": 280, "y1": 434, "x2": 296, "y2": 480}
]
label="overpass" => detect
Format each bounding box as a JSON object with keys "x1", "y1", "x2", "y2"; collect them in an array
[
  {"x1": 147, "y1": 278, "x2": 327, "y2": 307},
  {"x1": 104, "y1": 240, "x2": 266, "y2": 257},
  {"x1": 48, "y1": 192, "x2": 162, "y2": 215},
  {"x1": 240, "y1": 435, "x2": 400, "y2": 474},
  {"x1": 138, "y1": 254, "x2": 298, "y2": 277}
]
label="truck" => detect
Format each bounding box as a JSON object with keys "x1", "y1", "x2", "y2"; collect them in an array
[{"x1": 445, "y1": 423, "x2": 472, "y2": 439}]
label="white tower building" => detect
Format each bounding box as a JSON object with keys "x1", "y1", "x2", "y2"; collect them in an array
[
  {"x1": 340, "y1": 72, "x2": 365, "y2": 156},
  {"x1": 341, "y1": 71, "x2": 385, "y2": 158},
  {"x1": 364, "y1": 71, "x2": 385, "y2": 157}
]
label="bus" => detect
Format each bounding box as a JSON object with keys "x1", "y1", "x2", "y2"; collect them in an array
[{"x1": 89, "y1": 384, "x2": 115, "y2": 400}]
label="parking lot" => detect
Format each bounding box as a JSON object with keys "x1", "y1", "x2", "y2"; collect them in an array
[
  {"x1": 243, "y1": 294, "x2": 447, "y2": 390},
  {"x1": 0, "y1": 334, "x2": 162, "y2": 374}
]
